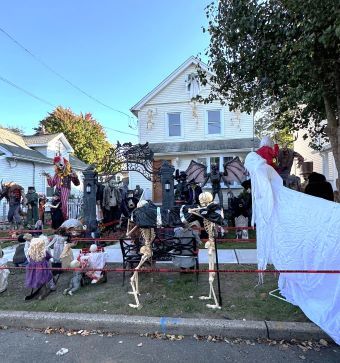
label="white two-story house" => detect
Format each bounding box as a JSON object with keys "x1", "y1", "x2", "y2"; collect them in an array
[{"x1": 129, "y1": 56, "x2": 259, "y2": 205}]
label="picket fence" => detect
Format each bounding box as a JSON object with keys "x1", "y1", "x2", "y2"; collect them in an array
[{"x1": 0, "y1": 199, "x2": 83, "y2": 222}]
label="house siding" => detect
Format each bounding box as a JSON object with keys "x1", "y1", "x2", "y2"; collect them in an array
[{"x1": 138, "y1": 64, "x2": 254, "y2": 145}]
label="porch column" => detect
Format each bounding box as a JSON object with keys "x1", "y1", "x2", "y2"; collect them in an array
[
  {"x1": 159, "y1": 160, "x2": 175, "y2": 209},
  {"x1": 82, "y1": 165, "x2": 98, "y2": 228}
]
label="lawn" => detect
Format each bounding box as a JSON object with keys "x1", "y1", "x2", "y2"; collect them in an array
[{"x1": 0, "y1": 263, "x2": 308, "y2": 323}]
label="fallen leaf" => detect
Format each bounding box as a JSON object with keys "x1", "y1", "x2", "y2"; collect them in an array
[
  {"x1": 56, "y1": 348, "x2": 69, "y2": 356},
  {"x1": 137, "y1": 343, "x2": 143, "y2": 347},
  {"x1": 298, "y1": 355, "x2": 306, "y2": 360},
  {"x1": 119, "y1": 341, "x2": 123, "y2": 344}
]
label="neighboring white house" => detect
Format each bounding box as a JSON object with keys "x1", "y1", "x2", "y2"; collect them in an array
[
  {"x1": 0, "y1": 128, "x2": 88, "y2": 199},
  {"x1": 129, "y1": 56, "x2": 259, "y2": 205},
  {"x1": 293, "y1": 131, "x2": 338, "y2": 190}
]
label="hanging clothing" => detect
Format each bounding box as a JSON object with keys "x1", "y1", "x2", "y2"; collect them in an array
[{"x1": 245, "y1": 151, "x2": 340, "y2": 344}]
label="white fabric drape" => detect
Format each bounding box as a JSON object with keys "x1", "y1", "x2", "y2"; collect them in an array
[{"x1": 245, "y1": 152, "x2": 340, "y2": 344}]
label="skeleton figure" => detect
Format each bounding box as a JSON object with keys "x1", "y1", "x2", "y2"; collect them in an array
[
  {"x1": 189, "y1": 192, "x2": 222, "y2": 309},
  {"x1": 127, "y1": 227, "x2": 155, "y2": 309}
]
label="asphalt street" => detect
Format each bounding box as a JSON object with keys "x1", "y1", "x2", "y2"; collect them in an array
[{"x1": 0, "y1": 328, "x2": 338, "y2": 363}]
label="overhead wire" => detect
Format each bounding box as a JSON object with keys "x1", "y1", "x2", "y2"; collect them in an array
[
  {"x1": 0, "y1": 74, "x2": 137, "y2": 137},
  {"x1": 0, "y1": 26, "x2": 137, "y2": 129}
]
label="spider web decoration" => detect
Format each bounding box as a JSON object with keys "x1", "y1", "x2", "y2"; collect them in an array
[
  {"x1": 223, "y1": 157, "x2": 247, "y2": 184},
  {"x1": 100, "y1": 142, "x2": 160, "y2": 182}
]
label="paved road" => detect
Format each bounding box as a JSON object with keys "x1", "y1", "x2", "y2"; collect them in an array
[{"x1": 0, "y1": 328, "x2": 338, "y2": 363}]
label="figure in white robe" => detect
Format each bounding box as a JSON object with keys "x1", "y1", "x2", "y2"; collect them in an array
[{"x1": 244, "y1": 151, "x2": 340, "y2": 345}]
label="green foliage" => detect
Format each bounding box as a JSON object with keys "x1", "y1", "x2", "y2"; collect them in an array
[
  {"x1": 199, "y1": 0, "x2": 340, "y2": 168},
  {"x1": 36, "y1": 107, "x2": 111, "y2": 172}
]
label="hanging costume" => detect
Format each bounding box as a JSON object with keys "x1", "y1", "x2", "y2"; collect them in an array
[{"x1": 245, "y1": 151, "x2": 340, "y2": 344}]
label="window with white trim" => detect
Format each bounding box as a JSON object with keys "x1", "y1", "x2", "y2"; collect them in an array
[
  {"x1": 167, "y1": 112, "x2": 182, "y2": 137},
  {"x1": 207, "y1": 110, "x2": 222, "y2": 135}
]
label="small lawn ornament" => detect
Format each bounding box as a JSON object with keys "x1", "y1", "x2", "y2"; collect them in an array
[{"x1": 63, "y1": 260, "x2": 82, "y2": 296}]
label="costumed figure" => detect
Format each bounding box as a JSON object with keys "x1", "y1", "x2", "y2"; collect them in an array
[
  {"x1": 299, "y1": 161, "x2": 313, "y2": 192},
  {"x1": 48, "y1": 192, "x2": 64, "y2": 230},
  {"x1": 0, "y1": 249, "x2": 9, "y2": 294},
  {"x1": 120, "y1": 190, "x2": 139, "y2": 229},
  {"x1": 256, "y1": 136, "x2": 279, "y2": 170},
  {"x1": 25, "y1": 236, "x2": 55, "y2": 300},
  {"x1": 187, "y1": 179, "x2": 202, "y2": 205},
  {"x1": 244, "y1": 151, "x2": 340, "y2": 344},
  {"x1": 25, "y1": 187, "x2": 39, "y2": 226},
  {"x1": 0, "y1": 181, "x2": 27, "y2": 228},
  {"x1": 189, "y1": 192, "x2": 226, "y2": 309},
  {"x1": 38, "y1": 194, "x2": 47, "y2": 223},
  {"x1": 102, "y1": 179, "x2": 122, "y2": 226},
  {"x1": 304, "y1": 172, "x2": 334, "y2": 202},
  {"x1": 174, "y1": 170, "x2": 189, "y2": 203},
  {"x1": 63, "y1": 260, "x2": 82, "y2": 296},
  {"x1": 43, "y1": 156, "x2": 80, "y2": 220},
  {"x1": 133, "y1": 185, "x2": 144, "y2": 201},
  {"x1": 96, "y1": 182, "x2": 105, "y2": 221},
  {"x1": 13, "y1": 233, "x2": 32, "y2": 267},
  {"x1": 277, "y1": 143, "x2": 304, "y2": 186},
  {"x1": 79, "y1": 244, "x2": 107, "y2": 284}
]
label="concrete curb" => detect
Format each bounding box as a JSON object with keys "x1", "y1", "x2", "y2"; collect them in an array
[{"x1": 0, "y1": 311, "x2": 330, "y2": 342}]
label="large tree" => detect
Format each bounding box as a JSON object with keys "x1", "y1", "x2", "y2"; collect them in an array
[
  {"x1": 199, "y1": 0, "x2": 340, "y2": 188},
  {"x1": 36, "y1": 106, "x2": 111, "y2": 172}
]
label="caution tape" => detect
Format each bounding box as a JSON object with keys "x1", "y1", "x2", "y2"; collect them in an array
[{"x1": 0, "y1": 265, "x2": 339, "y2": 274}]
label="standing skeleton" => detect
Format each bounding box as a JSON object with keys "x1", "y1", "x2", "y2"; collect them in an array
[{"x1": 189, "y1": 192, "x2": 222, "y2": 309}]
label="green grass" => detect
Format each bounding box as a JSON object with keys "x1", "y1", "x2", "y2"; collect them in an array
[{"x1": 0, "y1": 263, "x2": 308, "y2": 323}]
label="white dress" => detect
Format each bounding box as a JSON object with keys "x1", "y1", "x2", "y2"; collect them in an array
[{"x1": 245, "y1": 152, "x2": 340, "y2": 344}]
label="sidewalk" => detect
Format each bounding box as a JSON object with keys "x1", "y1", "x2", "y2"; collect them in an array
[{"x1": 2, "y1": 243, "x2": 258, "y2": 264}]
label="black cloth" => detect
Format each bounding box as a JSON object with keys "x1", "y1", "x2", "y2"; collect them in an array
[
  {"x1": 51, "y1": 200, "x2": 64, "y2": 229},
  {"x1": 305, "y1": 173, "x2": 334, "y2": 201}
]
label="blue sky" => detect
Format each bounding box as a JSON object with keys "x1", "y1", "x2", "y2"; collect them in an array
[{"x1": 0, "y1": 0, "x2": 209, "y2": 143}]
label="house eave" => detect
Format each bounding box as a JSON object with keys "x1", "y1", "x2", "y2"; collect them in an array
[
  {"x1": 8, "y1": 155, "x2": 53, "y2": 165},
  {"x1": 153, "y1": 148, "x2": 254, "y2": 157}
]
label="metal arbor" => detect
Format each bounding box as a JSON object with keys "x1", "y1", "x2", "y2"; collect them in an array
[{"x1": 100, "y1": 142, "x2": 160, "y2": 181}]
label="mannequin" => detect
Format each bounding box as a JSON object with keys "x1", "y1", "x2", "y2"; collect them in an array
[
  {"x1": 277, "y1": 143, "x2": 304, "y2": 185},
  {"x1": 102, "y1": 179, "x2": 122, "y2": 224},
  {"x1": 174, "y1": 170, "x2": 189, "y2": 203},
  {"x1": 25, "y1": 187, "x2": 39, "y2": 226}
]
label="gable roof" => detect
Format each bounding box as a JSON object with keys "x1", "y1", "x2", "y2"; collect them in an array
[
  {"x1": 0, "y1": 142, "x2": 52, "y2": 164},
  {"x1": 23, "y1": 132, "x2": 74, "y2": 152},
  {"x1": 23, "y1": 133, "x2": 62, "y2": 145},
  {"x1": 130, "y1": 56, "x2": 210, "y2": 116},
  {"x1": 69, "y1": 154, "x2": 88, "y2": 170}
]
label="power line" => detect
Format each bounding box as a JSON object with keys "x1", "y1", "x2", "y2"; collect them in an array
[
  {"x1": 0, "y1": 74, "x2": 137, "y2": 137},
  {"x1": 0, "y1": 75, "x2": 55, "y2": 108},
  {"x1": 0, "y1": 26, "x2": 136, "y2": 126}
]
